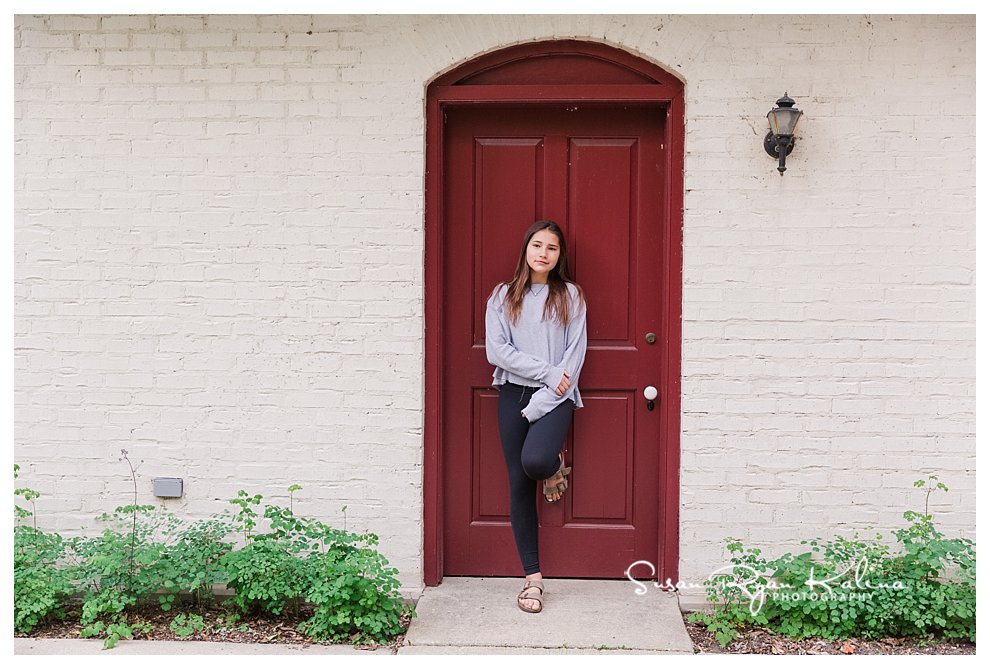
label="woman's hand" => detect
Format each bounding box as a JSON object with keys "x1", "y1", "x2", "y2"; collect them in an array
[{"x1": 555, "y1": 371, "x2": 571, "y2": 396}]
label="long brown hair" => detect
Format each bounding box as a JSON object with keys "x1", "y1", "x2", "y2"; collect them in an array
[{"x1": 494, "y1": 220, "x2": 585, "y2": 327}]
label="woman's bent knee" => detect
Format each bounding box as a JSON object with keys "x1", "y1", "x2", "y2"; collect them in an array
[{"x1": 521, "y1": 452, "x2": 559, "y2": 481}]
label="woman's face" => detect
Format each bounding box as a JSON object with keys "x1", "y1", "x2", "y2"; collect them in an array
[{"x1": 526, "y1": 228, "x2": 561, "y2": 282}]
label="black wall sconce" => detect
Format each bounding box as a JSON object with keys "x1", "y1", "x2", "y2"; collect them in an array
[{"x1": 763, "y1": 93, "x2": 804, "y2": 175}]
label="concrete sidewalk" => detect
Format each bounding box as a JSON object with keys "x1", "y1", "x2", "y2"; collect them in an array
[
  {"x1": 13, "y1": 638, "x2": 391, "y2": 654},
  {"x1": 15, "y1": 577, "x2": 694, "y2": 655}
]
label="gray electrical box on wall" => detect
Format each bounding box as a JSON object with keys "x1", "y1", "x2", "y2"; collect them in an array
[{"x1": 153, "y1": 477, "x2": 183, "y2": 498}]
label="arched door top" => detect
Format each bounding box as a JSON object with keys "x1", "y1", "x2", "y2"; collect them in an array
[{"x1": 432, "y1": 39, "x2": 683, "y2": 92}]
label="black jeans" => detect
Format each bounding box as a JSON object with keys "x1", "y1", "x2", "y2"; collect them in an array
[{"x1": 496, "y1": 382, "x2": 575, "y2": 575}]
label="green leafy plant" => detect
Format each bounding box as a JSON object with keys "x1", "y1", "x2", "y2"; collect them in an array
[
  {"x1": 81, "y1": 619, "x2": 134, "y2": 649},
  {"x1": 65, "y1": 452, "x2": 156, "y2": 631},
  {"x1": 131, "y1": 620, "x2": 153, "y2": 636},
  {"x1": 165, "y1": 517, "x2": 236, "y2": 608},
  {"x1": 13, "y1": 465, "x2": 75, "y2": 634},
  {"x1": 689, "y1": 475, "x2": 976, "y2": 647},
  {"x1": 217, "y1": 611, "x2": 250, "y2": 634},
  {"x1": 63, "y1": 450, "x2": 237, "y2": 647},
  {"x1": 14, "y1": 458, "x2": 411, "y2": 648},
  {"x1": 687, "y1": 538, "x2": 772, "y2": 646},
  {"x1": 220, "y1": 486, "x2": 414, "y2": 643},
  {"x1": 300, "y1": 544, "x2": 409, "y2": 643},
  {"x1": 14, "y1": 464, "x2": 39, "y2": 523},
  {"x1": 229, "y1": 489, "x2": 263, "y2": 543},
  {"x1": 66, "y1": 503, "x2": 239, "y2": 640},
  {"x1": 169, "y1": 613, "x2": 206, "y2": 638},
  {"x1": 221, "y1": 536, "x2": 308, "y2": 615},
  {"x1": 67, "y1": 504, "x2": 169, "y2": 624},
  {"x1": 219, "y1": 489, "x2": 307, "y2": 615}
]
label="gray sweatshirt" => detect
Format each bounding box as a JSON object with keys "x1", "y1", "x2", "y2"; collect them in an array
[{"x1": 485, "y1": 282, "x2": 588, "y2": 422}]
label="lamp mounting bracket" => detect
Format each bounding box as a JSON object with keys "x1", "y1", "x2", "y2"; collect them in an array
[{"x1": 764, "y1": 131, "x2": 795, "y2": 158}]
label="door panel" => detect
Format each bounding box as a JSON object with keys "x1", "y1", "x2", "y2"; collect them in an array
[
  {"x1": 442, "y1": 105, "x2": 666, "y2": 577},
  {"x1": 474, "y1": 389, "x2": 509, "y2": 519},
  {"x1": 571, "y1": 391, "x2": 633, "y2": 521},
  {"x1": 472, "y1": 138, "x2": 544, "y2": 345},
  {"x1": 569, "y1": 138, "x2": 636, "y2": 342}
]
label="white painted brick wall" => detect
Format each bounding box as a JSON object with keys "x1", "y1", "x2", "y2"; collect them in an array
[{"x1": 14, "y1": 14, "x2": 974, "y2": 601}]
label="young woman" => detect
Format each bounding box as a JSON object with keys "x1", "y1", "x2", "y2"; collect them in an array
[{"x1": 484, "y1": 219, "x2": 588, "y2": 614}]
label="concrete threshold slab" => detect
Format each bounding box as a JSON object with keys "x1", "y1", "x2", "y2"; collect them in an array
[{"x1": 402, "y1": 577, "x2": 693, "y2": 654}]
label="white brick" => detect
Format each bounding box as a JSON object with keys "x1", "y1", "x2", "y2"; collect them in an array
[
  {"x1": 207, "y1": 85, "x2": 257, "y2": 101},
  {"x1": 131, "y1": 33, "x2": 181, "y2": 49},
  {"x1": 235, "y1": 32, "x2": 287, "y2": 48},
  {"x1": 154, "y1": 15, "x2": 205, "y2": 32},
  {"x1": 79, "y1": 33, "x2": 131, "y2": 49},
  {"x1": 48, "y1": 49, "x2": 100, "y2": 65},
  {"x1": 185, "y1": 33, "x2": 233, "y2": 49},
  {"x1": 311, "y1": 49, "x2": 359, "y2": 65},
  {"x1": 259, "y1": 50, "x2": 309, "y2": 65},
  {"x1": 103, "y1": 49, "x2": 153, "y2": 65},
  {"x1": 285, "y1": 32, "x2": 338, "y2": 48},
  {"x1": 154, "y1": 50, "x2": 204, "y2": 66},
  {"x1": 100, "y1": 15, "x2": 151, "y2": 31},
  {"x1": 20, "y1": 30, "x2": 75, "y2": 48},
  {"x1": 205, "y1": 50, "x2": 256, "y2": 65},
  {"x1": 234, "y1": 67, "x2": 285, "y2": 83},
  {"x1": 130, "y1": 68, "x2": 181, "y2": 84},
  {"x1": 257, "y1": 16, "x2": 314, "y2": 32}
]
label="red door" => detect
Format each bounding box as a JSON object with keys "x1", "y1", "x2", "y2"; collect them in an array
[{"x1": 441, "y1": 105, "x2": 667, "y2": 577}]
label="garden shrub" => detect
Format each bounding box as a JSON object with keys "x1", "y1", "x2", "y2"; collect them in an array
[
  {"x1": 221, "y1": 489, "x2": 413, "y2": 643},
  {"x1": 14, "y1": 465, "x2": 74, "y2": 634},
  {"x1": 14, "y1": 481, "x2": 411, "y2": 649},
  {"x1": 164, "y1": 517, "x2": 237, "y2": 608},
  {"x1": 220, "y1": 536, "x2": 309, "y2": 615},
  {"x1": 689, "y1": 475, "x2": 976, "y2": 647},
  {"x1": 300, "y1": 543, "x2": 408, "y2": 642},
  {"x1": 67, "y1": 504, "x2": 186, "y2": 625},
  {"x1": 57, "y1": 488, "x2": 412, "y2": 648},
  {"x1": 15, "y1": 455, "x2": 413, "y2": 649}
]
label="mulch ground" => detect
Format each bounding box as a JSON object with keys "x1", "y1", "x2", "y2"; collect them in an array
[
  {"x1": 683, "y1": 615, "x2": 976, "y2": 655},
  {"x1": 18, "y1": 600, "x2": 412, "y2": 653},
  {"x1": 19, "y1": 601, "x2": 976, "y2": 655}
]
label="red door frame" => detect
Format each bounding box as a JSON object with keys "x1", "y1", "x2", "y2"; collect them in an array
[{"x1": 423, "y1": 40, "x2": 684, "y2": 587}]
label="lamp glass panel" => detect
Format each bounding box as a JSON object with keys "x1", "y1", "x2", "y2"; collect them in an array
[
  {"x1": 766, "y1": 109, "x2": 780, "y2": 135},
  {"x1": 769, "y1": 107, "x2": 803, "y2": 135},
  {"x1": 788, "y1": 109, "x2": 804, "y2": 134}
]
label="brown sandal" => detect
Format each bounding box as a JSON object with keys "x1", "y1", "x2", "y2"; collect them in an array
[
  {"x1": 543, "y1": 453, "x2": 571, "y2": 503},
  {"x1": 517, "y1": 578, "x2": 544, "y2": 613}
]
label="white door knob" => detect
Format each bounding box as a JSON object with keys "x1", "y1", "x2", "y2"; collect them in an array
[{"x1": 644, "y1": 386, "x2": 658, "y2": 411}]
